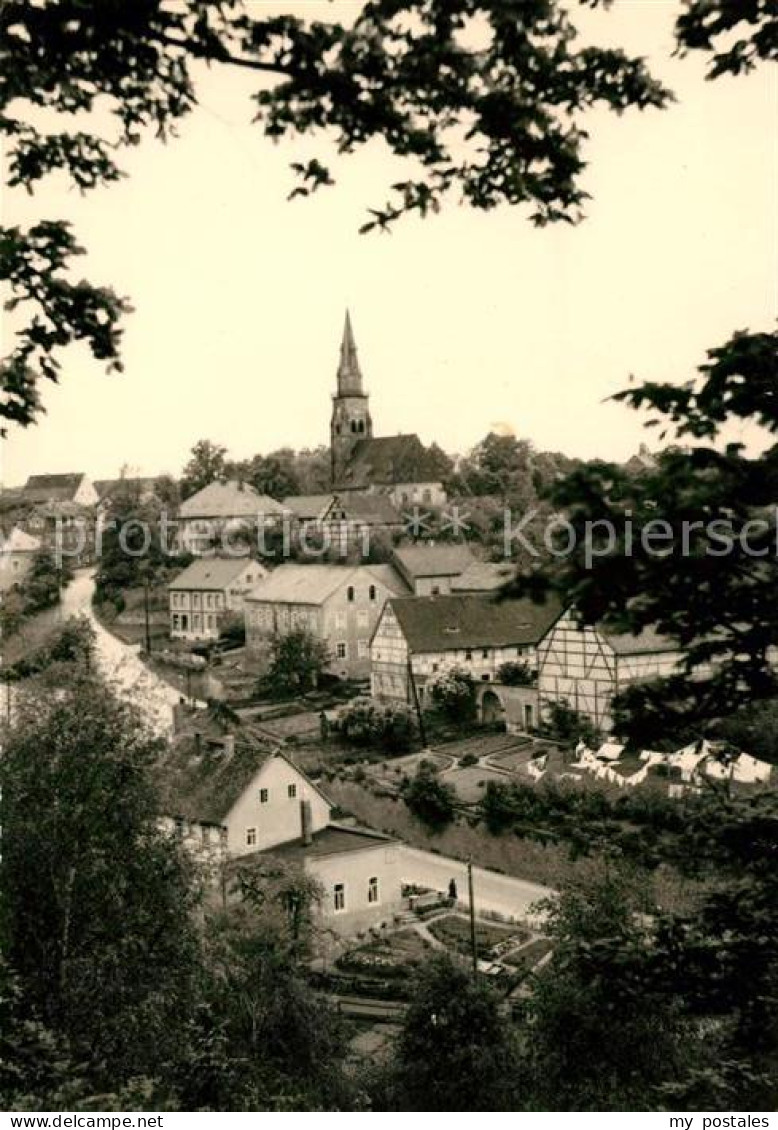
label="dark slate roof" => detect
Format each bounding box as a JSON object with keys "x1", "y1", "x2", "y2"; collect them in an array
[
  {"x1": 233, "y1": 824, "x2": 397, "y2": 865},
  {"x1": 22, "y1": 473, "x2": 87, "y2": 503},
  {"x1": 337, "y1": 434, "x2": 442, "y2": 488},
  {"x1": 157, "y1": 742, "x2": 330, "y2": 825},
  {"x1": 282, "y1": 494, "x2": 333, "y2": 521},
  {"x1": 332, "y1": 492, "x2": 403, "y2": 525},
  {"x1": 393, "y1": 543, "x2": 475, "y2": 581},
  {"x1": 385, "y1": 592, "x2": 563, "y2": 652},
  {"x1": 169, "y1": 556, "x2": 260, "y2": 591}
]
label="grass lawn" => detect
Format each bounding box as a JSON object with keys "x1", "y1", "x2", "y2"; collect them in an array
[
  {"x1": 445, "y1": 765, "x2": 509, "y2": 804},
  {"x1": 428, "y1": 914, "x2": 524, "y2": 959}
]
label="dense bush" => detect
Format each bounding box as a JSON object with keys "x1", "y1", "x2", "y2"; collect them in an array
[
  {"x1": 496, "y1": 660, "x2": 536, "y2": 686},
  {"x1": 335, "y1": 697, "x2": 415, "y2": 752},
  {"x1": 426, "y1": 666, "x2": 477, "y2": 722}
]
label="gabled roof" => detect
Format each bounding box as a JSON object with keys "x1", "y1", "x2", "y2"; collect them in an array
[
  {"x1": 384, "y1": 592, "x2": 563, "y2": 652},
  {"x1": 282, "y1": 494, "x2": 334, "y2": 521},
  {"x1": 452, "y1": 561, "x2": 515, "y2": 592},
  {"x1": 0, "y1": 526, "x2": 41, "y2": 554},
  {"x1": 603, "y1": 626, "x2": 680, "y2": 656},
  {"x1": 329, "y1": 492, "x2": 402, "y2": 525},
  {"x1": 246, "y1": 562, "x2": 408, "y2": 606},
  {"x1": 169, "y1": 556, "x2": 261, "y2": 591},
  {"x1": 158, "y1": 743, "x2": 330, "y2": 826},
  {"x1": 179, "y1": 480, "x2": 285, "y2": 519},
  {"x1": 393, "y1": 542, "x2": 475, "y2": 581},
  {"x1": 337, "y1": 434, "x2": 442, "y2": 489},
  {"x1": 22, "y1": 473, "x2": 88, "y2": 504}
]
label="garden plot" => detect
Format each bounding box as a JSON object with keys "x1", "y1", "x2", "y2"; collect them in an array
[
  {"x1": 444, "y1": 764, "x2": 510, "y2": 804},
  {"x1": 427, "y1": 914, "x2": 529, "y2": 961}
]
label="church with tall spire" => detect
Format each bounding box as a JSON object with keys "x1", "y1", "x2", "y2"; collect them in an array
[
  {"x1": 330, "y1": 311, "x2": 373, "y2": 486},
  {"x1": 329, "y1": 312, "x2": 447, "y2": 508}
]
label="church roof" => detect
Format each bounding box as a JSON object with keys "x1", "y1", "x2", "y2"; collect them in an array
[
  {"x1": 337, "y1": 310, "x2": 365, "y2": 397},
  {"x1": 337, "y1": 434, "x2": 441, "y2": 489}
]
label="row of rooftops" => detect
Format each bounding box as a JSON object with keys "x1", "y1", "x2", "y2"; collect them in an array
[{"x1": 168, "y1": 550, "x2": 678, "y2": 659}]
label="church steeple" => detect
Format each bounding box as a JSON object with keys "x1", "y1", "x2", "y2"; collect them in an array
[
  {"x1": 337, "y1": 310, "x2": 364, "y2": 396},
  {"x1": 330, "y1": 309, "x2": 372, "y2": 487}
]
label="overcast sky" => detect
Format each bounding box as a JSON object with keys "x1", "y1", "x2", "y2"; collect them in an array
[{"x1": 3, "y1": 0, "x2": 776, "y2": 486}]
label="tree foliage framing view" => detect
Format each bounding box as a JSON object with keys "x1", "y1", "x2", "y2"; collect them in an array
[{"x1": 3, "y1": 0, "x2": 775, "y2": 432}]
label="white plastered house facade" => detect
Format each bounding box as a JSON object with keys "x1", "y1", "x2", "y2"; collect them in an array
[{"x1": 164, "y1": 745, "x2": 403, "y2": 933}]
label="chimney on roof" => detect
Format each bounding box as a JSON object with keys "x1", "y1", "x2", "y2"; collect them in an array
[{"x1": 300, "y1": 798, "x2": 313, "y2": 846}]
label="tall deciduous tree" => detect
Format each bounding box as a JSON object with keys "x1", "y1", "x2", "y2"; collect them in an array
[
  {"x1": 1, "y1": 0, "x2": 677, "y2": 430},
  {"x1": 180, "y1": 438, "x2": 229, "y2": 498},
  {"x1": 387, "y1": 952, "x2": 521, "y2": 1110},
  {"x1": 0, "y1": 669, "x2": 200, "y2": 1089},
  {"x1": 512, "y1": 328, "x2": 778, "y2": 743}
]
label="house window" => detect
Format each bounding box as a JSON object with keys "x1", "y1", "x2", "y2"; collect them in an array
[
  {"x1": 259, "y1": 788, "x2": 269, "y2": 804},
  {"x1": 369, "y1": 585, "x2": 377, "y2": 601},
  {"x1": 524, "y1": 704, "x2": 534, "y2": 730},
  {"x1": 358, "y1": 640, "x2": 369, "y2": 658},
  {"x1": 431, "y1": 585, "x2": 440, "y2": 596},
  {"x1": 482, "y1": 673, "x2": 491, "y2": 681},
  {"x1": 357, "y1": 610, "x2": 369, "y2": 629},
  {"x1": 368, "y1": 876, "x2": 379, "y2": 904},
  {"x1": 172, "y1": 614, "x2": 180, "y2": 630},
  {"x1": 347, "y1": 585, "x2": 355, "y2": 602},
  {"x1": 336, "y1": 642, "x2": 348, "y2": 660},
  {"x1": 335, "y1": 611, "x2": 346, "y2": 629},
  {"x1": 174, "y1": 817, "x2": 185, "y2": 839},
  {"x1": 482, "y1": 648, "x2": 489, "y2": 659},
  {"x1": 465, "y1": 649, "x2": 473, "y2": 661},
  {"x1": 246, "y1": 827, "x2": 257, "y2": 846},
  {"x1": 334, "y1": 883, "x2": 346, "y2": 912},
  {"x1": 288, "y1": 783, "x2": 297, "y2": 799},
  {"x1": 193, "y1": 614, "x2": 201, "y2": 630}
]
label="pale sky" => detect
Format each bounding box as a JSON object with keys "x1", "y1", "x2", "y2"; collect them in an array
[{"x1": 2, "y1": 0, "x2": 776, "y2": 486}]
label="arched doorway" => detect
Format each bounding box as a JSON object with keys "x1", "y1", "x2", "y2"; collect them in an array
[{"x1": 480, "y1": 689, "x2": 506, "y2": 728}]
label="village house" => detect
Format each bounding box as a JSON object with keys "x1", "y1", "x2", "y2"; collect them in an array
[
  {"x1": 536, "y1": 608, "x2": 686, "y2": 731},
  {"x1": 4, "y1": 473, "x2": 100, "y2": 566},
  {"x1": 177, "y1": 479, "x2": 285, "y2": 555},
  {"x1": 160, "y1": 740, "x2": 404, "y2": 933},
  {"x1": 282, "y1": 490, "x2": 403, "y2": 553},
  {"x1": 169, "y1": 556, "x2": 267, "y2": 641},
  {"x1": 0, "y1": 526, "x2": 42, "y2": 591},
  {"x1": 329, "y1": 312, "x2": 447, "y2": 508},
  {"x1": 245, "y1": 562, "x2": 409, "y2": 681},
  {"x1": 21, "y1": 472, "x2": 99, "y2": 508},
  {"x1": 391, "y1": 542, "x2": 476, "y2": 595},
  {"x1": 371, "y1": 592, "x2": 562, "y2": 730}
]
